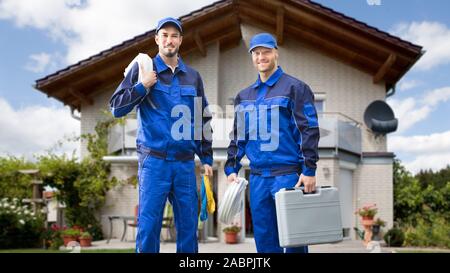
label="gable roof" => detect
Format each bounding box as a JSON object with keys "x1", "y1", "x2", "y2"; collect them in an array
[{"x1": 35, "y1": 0, "x2": 423, "y2": 110}]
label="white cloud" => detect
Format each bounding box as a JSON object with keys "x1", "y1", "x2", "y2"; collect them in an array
[
  {"x1": 0, "y1": 97, "x2": 80, "y2": 160},
  {"x1": 388, "y1": 87, "x2": 450, "y2": 173},
  {"x1": 398, "y1": 79, "x2": 421, "y2": 92},
  {"x1": 24, "y1": 52, "x2": 65, "y2": 73},
  {"x1": 387, "y1": 86, "x2": 450, "y2": 133},
  {"x1": 388, "y1": 131, "x2": 450, "y2": 174},
  {"x1": 24, "y1": 53, "x2": 51, "y2": 73},
  {"x1": 387, "y1": 97, "x2": 431, "y2": 133},
  {"x1": 392, "y1": 21, "x2": 450, "y2": 70},
  {"x1": 389, "y1": 131, "x2": 450, "y2": 154},
  {"x1": 0, "y1": 0, "x2": 214, "y2": 65},
  {"x1": 423, "y1": 86, "x2": 450, "y2": 106}
]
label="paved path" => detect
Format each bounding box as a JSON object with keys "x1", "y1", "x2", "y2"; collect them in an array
[{"x1": 87, "y1": 238, "x2": 388, "y2": 253}]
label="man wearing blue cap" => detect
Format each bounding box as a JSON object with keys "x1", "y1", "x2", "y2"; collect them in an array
[
  {"x1": 110, "y1": 17, "x2": 213, "y2": 253},
  {"x1": 225, "y1": 33, "x2": 320, "y2": 253}
]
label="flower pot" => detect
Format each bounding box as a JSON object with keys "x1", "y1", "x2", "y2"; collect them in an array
[
  {"x1": 79, "y1": 237, "x2": 92, "y2": 247},
  {"x1": 371, "y1": 225, "x2": 382, "y2": 241},
  {"x1": 63, "y1": 236, "x2": 78, "y2": 246},
  {"x1": 361, "y1": 216, "x2": 374, "y2": 227},
  {"x1": 224, "y1": 232, "x2": 238, "y2": 244},
  {"x1": 361, "y1": 219, "x2": 374, "y2": 226},
  {"x1": 372, "y1": 225, "x2": 380, "y2": 233}
]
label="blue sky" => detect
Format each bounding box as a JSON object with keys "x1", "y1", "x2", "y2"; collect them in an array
[{"x1": 0, "y1": 0, "x2": 449, "y2": 173}]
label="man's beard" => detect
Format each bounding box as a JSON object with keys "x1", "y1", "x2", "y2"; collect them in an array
[
  {"x1": 258, "y1": 62, "x2": 275, "y2": 73},
  {"x1": 162, "y1": 47, "x2": 179, "y2": 58}
]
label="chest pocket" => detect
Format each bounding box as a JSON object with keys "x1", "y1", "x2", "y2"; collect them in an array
[
  {"x1": 180, "y1": 86, "x2": 196, "y2": 97},
  {"x1": 260, "y1": 97, "x2": 291, "y2": 134},
  {"x1": 265, "y1": 97, "x2": 291, "y2": 119},
  {"x1": 265, "y1": 97, "x2": 290, "y2": 109},
  {"x1": 180, "y1": 85, "x2": 197, "y2": 108},
  {"x1": 149, "y1": 81, "x2": 171, "y2": 114}
]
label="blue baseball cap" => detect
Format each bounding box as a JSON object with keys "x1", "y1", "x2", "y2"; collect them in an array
[
  {"x1": 248, "y1": 33, "x2": 278, "y2": 53},
  {"x1": 156, "y1": 17, "x2": 182, "y2": 34}
]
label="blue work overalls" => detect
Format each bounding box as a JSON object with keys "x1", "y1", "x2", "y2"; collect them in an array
[
  {"x1": 110, "y1": 54, "x2": 213, "y2": 253},
  {"x1": 225, "y1": 67, "x2": 320, "y2": 253}
]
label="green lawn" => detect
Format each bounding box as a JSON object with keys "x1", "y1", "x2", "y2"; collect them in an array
[
  {"x1": 0, "y1": 248, "x2": 135, "y2": 253},
  {"x1": 395, "y1": 249, "x2": 450, "y2": 253}
]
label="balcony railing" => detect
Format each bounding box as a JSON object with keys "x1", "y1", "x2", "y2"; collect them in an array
[
  {"x1": 317, "y1": 112, "x2": 362, "y2": 155},
  {"x1": 107, "y1": 112, "x2": 362, "y2": 155}
]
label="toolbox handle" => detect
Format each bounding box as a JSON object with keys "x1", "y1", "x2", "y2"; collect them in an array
[{"x1": 284, "y1": 186, "x2": 331, "y2": 195}]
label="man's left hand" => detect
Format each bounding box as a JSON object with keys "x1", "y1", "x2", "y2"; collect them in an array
[
  {"x1": 295, "y1": 174, "x2": 316, "y2": 193},
  {"x1": 203, "y1": 164, "x2": 213, "y2": 177}
]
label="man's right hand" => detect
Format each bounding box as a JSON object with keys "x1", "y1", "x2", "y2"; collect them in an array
[
  {"x1": 139, "y1": 63, "x2": 157, "y2": 89},
  {"x1": 227, "y1": 173, "x2": 238, "y2": 183}
]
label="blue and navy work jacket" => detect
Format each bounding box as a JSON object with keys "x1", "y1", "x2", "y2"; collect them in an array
[
  {"x1": 224, "y1": 66, "x2": 320, "y2": 177},
  {"x1": 110, "y1": 54, "x2": 213, "y2": 165}
]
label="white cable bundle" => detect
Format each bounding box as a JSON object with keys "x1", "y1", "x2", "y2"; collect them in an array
[
  {"x1": 218, "y1": 177, "x2": 248, "y2": 224},
  {"x1": 123, "y1": 53, "x2": 153, "y2": 82}
]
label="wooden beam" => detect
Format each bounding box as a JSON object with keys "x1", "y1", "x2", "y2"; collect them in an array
[
  {"x1": 69, "y1": 88, "x2": 94, "y2": 106},
  {"x1": 373, "y1": 54, "x2": 397, "y2": 84},
  {"x1": 64, "y1": 76, "x2": 122, "y2": 107},
  {"x1": 238, "y1": 1, "x2": 407, "y2": 74},
  {"x1": 38, "y1": 9, "x2": 238, "y2": 93},
  {"x1": 194, "y1": 31, "x2": 207, "y2": 57},
  {"x1": 242, "y1": 0, "x2": 416, "y2": 63},
  {"x1": 218, "y1": 31, "x2": 242, "y2": 52},
  {"x1": 51, "y1": 17, "x2": 240, "y2": 106},
  {"x1": 283, "y1": 23, "x2": 381, "y2": 75},
  {"x1": 276, "y1": 6, "x2": 285, "y2": 45},
  {"x1": 181, "y1": 1, "x2": 235, "y2": 29},
  {"x1": 245, "y1": 0, "x2": 419, "y2": 58},
  {"x1": 238, "y1": 3, "x2": 406, "y2": 78},
  {"x1": 239, "y1": 4, "x2": 275, "y2": 29},
  {"x1": 238, "y1": 12, "x2": 382, "y2": 74}
]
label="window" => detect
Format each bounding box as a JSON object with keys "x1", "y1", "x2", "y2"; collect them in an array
[
  {"x1": 314, "y1": 100, "x2": 324, "y2": 113},
  {"x1": 314, "y1": 93, "x2": 326, "y2": 113}
]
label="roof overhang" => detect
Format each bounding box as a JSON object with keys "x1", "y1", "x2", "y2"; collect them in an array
[{"x1": 35, "y1": 0, "x2": 423, "y2": 111}]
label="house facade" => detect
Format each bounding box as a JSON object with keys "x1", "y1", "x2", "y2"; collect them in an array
[{"x1": 35, "y1": 0, "x2": 423, "y2": 243}]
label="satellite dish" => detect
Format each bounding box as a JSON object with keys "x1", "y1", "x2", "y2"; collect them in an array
[{"x1": 363, "y1": 100, "x2": 398, "y2": 134}]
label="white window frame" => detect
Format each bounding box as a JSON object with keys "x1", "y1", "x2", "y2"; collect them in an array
[{"x1": 314, "y1": 93, "x2": 326, "y2": 112}]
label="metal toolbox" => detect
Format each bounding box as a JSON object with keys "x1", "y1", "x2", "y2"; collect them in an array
[{"x1": 275, "y1": 186, "x2": 343, "y2": 247}]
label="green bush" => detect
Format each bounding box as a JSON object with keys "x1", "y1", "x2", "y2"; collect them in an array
[
  {"x1": 404, "y1": 217, "x2": 450, "y2": 248},
  {"x1": 404, "y1": 226, "x2": 424, "y2": 247},
  {"x1": 37, "y1": 115, "x2": 120, "y2": 240},
  {"x1": 0, "y1": 198, "x2": 44, "y2": 249},
  {"x1": 0, "y1": 157, "x2": 36, "y2": 200},
  {"x1": 0, "y1": 114, "x2": 121, "y2": 244},
  {"x1": 384, "y1": 227, "x2": 405, "y2": 247},
  {"x1": 62, "y1": 228, "x2": 81, "y2": 237},
  {"x1": 393, "y1": 159, "x2": 450, "y2": 248}
]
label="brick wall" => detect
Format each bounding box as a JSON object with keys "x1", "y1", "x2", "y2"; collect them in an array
[{"x1": 354, "y1": 163, "x2": 394, "y2": 229}]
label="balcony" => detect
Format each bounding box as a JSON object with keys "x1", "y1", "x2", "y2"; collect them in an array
[
  {"x1": 107, "y1": 112, "x2": 361, "y2": 155},
  {"x1": 317, "y1": 112, "x2": 362, "y2": 155},
  {"x1": 108, "y1": 118, "x2": 137, "y2": 155}
]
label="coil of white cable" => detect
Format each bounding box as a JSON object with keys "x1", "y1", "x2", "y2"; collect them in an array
[{"x1": 218, "y1": 177, "x2": 248, "y2": 224}]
